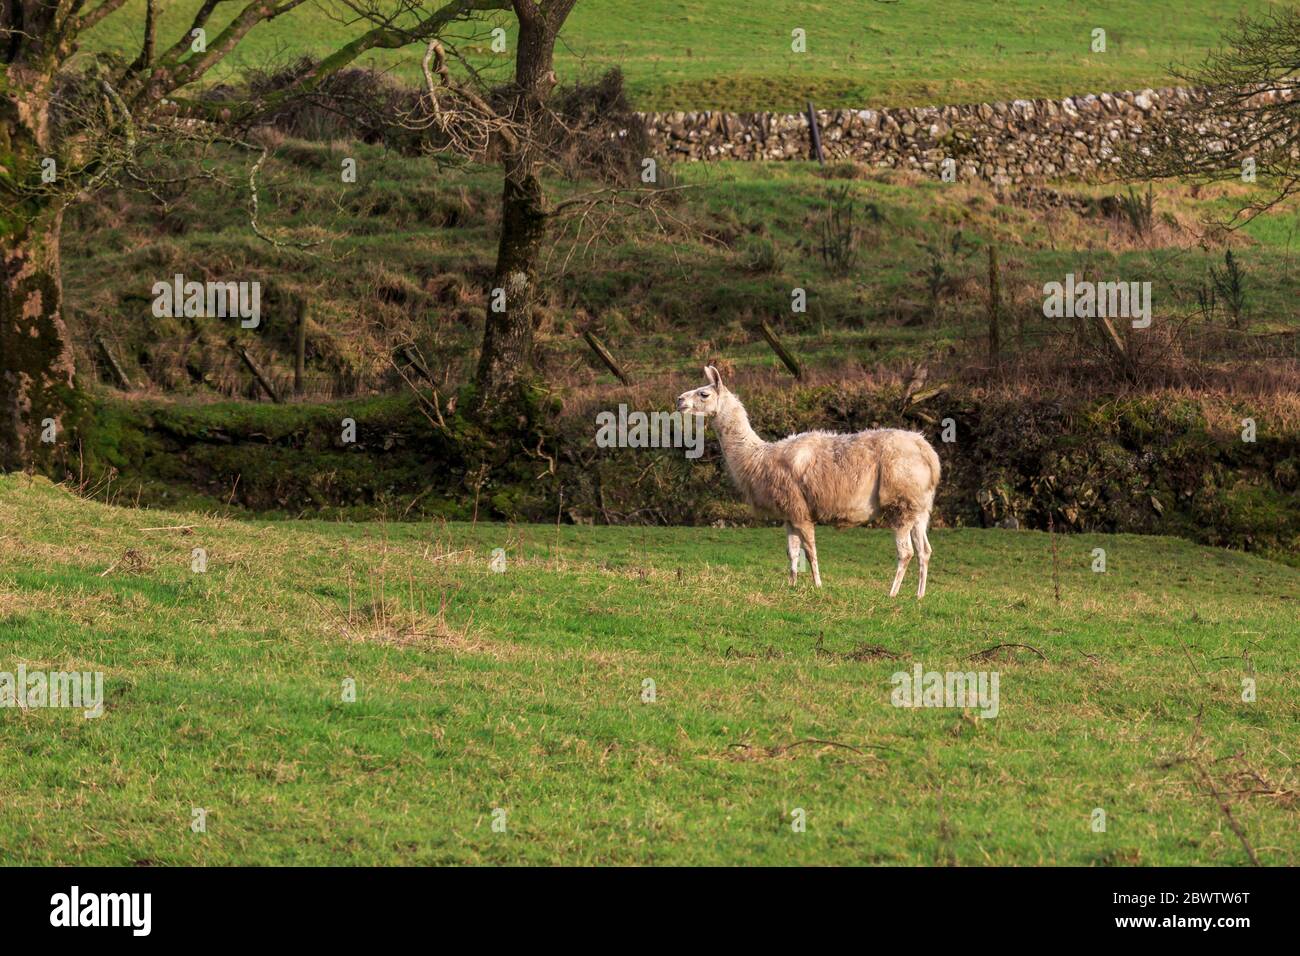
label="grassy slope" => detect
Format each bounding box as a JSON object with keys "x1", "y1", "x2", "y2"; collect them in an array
[
  {"x1": 62, "y1": 140, "x2": 1300, "y2": 401},
  {"x1": 2, "y1": 475, "x2": 1297, "y2": 865},
  {"x1": 85, "y1": 0, "x2": 1281, "y2": 110}
]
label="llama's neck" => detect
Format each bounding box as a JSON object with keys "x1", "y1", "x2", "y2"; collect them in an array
[{"x1": 712, "y1": 393, "x2": 765, "y2": 478}]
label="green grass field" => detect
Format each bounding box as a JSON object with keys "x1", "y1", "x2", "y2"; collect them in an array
[
  {"x1": 2, "y1": 475, "x2": 1296, "y2": 865},
  {"x1": 85, "y1": 0, "x2": 1282, "y2": 110}
]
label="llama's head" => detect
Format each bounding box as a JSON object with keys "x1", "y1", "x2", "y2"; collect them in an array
[{"x1": 676, "y1": 365, "x2": 727, "y2": 417}]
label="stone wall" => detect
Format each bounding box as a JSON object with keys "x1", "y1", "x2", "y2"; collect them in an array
[{"x1": 641, "y1": 87, "x2": 1295, "y2": 184}]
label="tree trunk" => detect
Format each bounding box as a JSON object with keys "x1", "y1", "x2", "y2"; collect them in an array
[
  {"x1": 470, "y1": 1, "x2": 575, "y2": 415},
  {"x1": 0, "y1": 209, "x2": 77, "y2": 472},
  {"x1": 1, "y1": 70, "x2": 78, "y2": 472},
  {"x1": 473, "y1": 169, "x2": 548, "y2": 405}
]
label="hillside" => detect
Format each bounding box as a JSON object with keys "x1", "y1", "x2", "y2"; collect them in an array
[
  {"x1": 63, "y1": 138, "x2": 1300, "y2": 403},
  {"x1": 56, "y1": 133, "x2": 1300, "y2": 560}
]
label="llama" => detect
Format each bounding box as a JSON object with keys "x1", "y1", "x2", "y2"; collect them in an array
[{"x1": 677, "y1": 366, "x2": 941, "y2": 597}]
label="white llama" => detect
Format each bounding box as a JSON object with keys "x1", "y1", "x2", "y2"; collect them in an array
[{"x1": 677, "y1": 366, "x2": 941, "y2": 597}]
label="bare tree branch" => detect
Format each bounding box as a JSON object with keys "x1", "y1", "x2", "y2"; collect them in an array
[
  {"x1": 1120, "y1": 9, "x2": 1300, "y2": 228},
  {"x1": 121, "y1": 0, "x2": 158, "y2": 83},
  {"x1": 71, "y1": 0, "x2": 130, "y2": 35}
]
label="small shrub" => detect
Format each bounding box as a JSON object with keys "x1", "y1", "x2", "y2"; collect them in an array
[
  {"x1": 741, "y1": 237, "x2": 781, "y2": 274},
  {"x1": 545, "y1": 69, "x2": 649, "y2": 183},
  {"x1": 917, "y1": 228, "x2": 972, "y2": 318},
  {"x1": 818, "y1": 185, "x2": 881, "y2": 276},
  {"x1": 815, "y1": 162, "x2": 872, "y2": 180},
  {"x1": 1118, "y1": 184, "x2": 1154, "y2": 237},
  {"x1": 243, "y1": 57, "x2": 417, "y2": 147},
  {"x1": 1196, "y1": 280, "x2": 1217, "y2": 320},
  {"x1": 1209, "y1": 248, "x2": 1248, "y2": 328}
]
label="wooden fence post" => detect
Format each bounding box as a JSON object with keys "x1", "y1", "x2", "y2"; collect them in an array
[
  {"x1": 806, "y1": 101, "x2": 825, "y2": 165},
  {"x1": 583, "y1": 330, "x2": 631, "y2": 385},
  {"x1": 400, "y1": 344, "x2": 436, "y2": 385},
  {"x1": 760, "y1": 320, "x2": 803, "y2": 380},
  {"x1": 233, "y1": 342, "x2": 280, "y2": 403},
  {"x1": 294, "y1": 296, "x2": 309, "y2": 397},
  {"x1": 95, "y1": 334, "x2": 132, "y2": 390}
]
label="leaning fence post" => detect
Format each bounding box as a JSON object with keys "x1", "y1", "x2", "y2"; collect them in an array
[
  {"x1": 233, "y1": 341, "x2": 280, "y2": 403},
  {"x1": 760, "y1": 320, "x2": 803, "y2": 380},
  {"x1": 95, "y1": 334, "x2": 132, "y2": 390},
  {"x1": 583, "y1": 330, "x2": 631, "y2": 385},
  {"x1": 399, "y1": 344, "x2": 436, "y2": 385},
  {"x1": 806, "y1": 101, "x2": 825, "y2": 165}
]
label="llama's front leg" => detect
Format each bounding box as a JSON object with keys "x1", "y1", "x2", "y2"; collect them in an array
[
  {"x1": 889, "y1": 524, "x2": 915, "y2": 597},
  {"x1": 795, "y1": 522, "x2": 822, "y2": 588},
  {"x1": 785, "y1": 523, "x2": 801, "y2": 585}
]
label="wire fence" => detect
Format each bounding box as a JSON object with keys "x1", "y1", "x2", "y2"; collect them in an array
[{"x1": 74, "y1": 293, "x2": 1300, "y2": 411}]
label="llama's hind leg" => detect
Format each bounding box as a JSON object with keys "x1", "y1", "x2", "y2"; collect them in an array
[
  {"x1": 794, "y1": 522, "x2": 822, "y2": 587},
  {"x1": 889, "y1": 522, "x2": 915, "y2": 597},
  {"x1": 911, "y1": 512, "x2": 932, "y2": 599},
  {"x1": 785, "y1": 523, "x2": 801, "y2": 585}
]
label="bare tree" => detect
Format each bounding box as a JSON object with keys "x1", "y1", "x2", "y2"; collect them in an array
[
  {"x1": 322, "y1": 0, "x2": 670, "y2": 418},
  {"x1": 0, "y1": 0, "x2": 507, "y2": 471},
  {"x1": 1121, "y1": 9, "x2": 1300, "y2": 226}
]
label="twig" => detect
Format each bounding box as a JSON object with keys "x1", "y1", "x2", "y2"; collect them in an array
[
  {"x1": 1159, "y1": 707, "x2": 1261, "y2": 866},
  {"x1": 1048, "y1": 511, "x2": 1061, "y2": 603},
  {"x1": 429, "y1": 549, "x2": 472, "y2": 563},
  {"x1": 966, "y1": 643, "x2": 1048, "y2": 661},
  {"x1": 730, "y1": 737, "x2": 896, "y2": 757},
  {"x1": 1175, "y1": 633, "x2": 1206, "y2": 679},
  {"x1": 1193, "y1": 764, "x2": 1262, "y2": 866}
]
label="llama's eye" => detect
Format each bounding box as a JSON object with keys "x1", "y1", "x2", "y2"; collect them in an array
[{"x1": 699, "y1": 390, "x2": 710, "y2": 397}]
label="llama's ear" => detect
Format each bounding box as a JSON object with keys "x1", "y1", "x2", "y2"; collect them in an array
[{"x1": 705, "y1": 365, "x2": 722, "y2": 389}]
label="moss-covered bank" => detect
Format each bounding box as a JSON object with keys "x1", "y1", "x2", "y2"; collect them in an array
[{"x1": 73, "y1": 387, "x2": 1300, "y2": 565}]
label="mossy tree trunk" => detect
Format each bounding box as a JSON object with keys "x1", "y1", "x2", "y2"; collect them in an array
[
  {"x1": 1, "y1": 58, "x2": 78, "y2": 472},
  {"x1": 475, "y1": 171, "x2": 547, "y2": 405},
  {"x1": 0, "y1": 209, "x2": 76, "y2": 472},
  {"x1": 472, "y1": 0, "x2": 577, "y2": 416}
]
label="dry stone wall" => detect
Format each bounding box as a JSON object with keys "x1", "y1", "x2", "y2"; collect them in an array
[{"x1": 641, "y1": 87, "x2": 1296, "y2": 183}]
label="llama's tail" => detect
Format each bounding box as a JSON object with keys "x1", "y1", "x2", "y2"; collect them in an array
[{"x1": 918, "y1": 433, "x2": 941, "y2": 495}]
